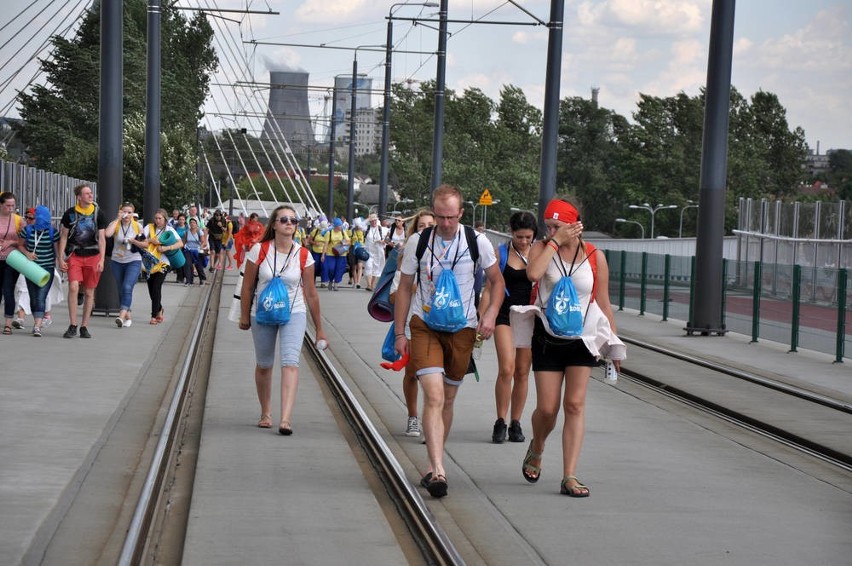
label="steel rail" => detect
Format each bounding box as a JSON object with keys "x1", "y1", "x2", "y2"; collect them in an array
[
  {"x1": 304, "y1": 329, "x2": 465, "y2": 566},
  {"x1": 621, "y1": 335, "x2": 852, "y2": 415},
  {"x1": 118, "y1": 273, "x2": 218, "y2": 565}
]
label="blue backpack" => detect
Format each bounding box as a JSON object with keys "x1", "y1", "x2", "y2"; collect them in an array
[{"x1": 544, "y1": 246, "x2": 586, "y2": 337}]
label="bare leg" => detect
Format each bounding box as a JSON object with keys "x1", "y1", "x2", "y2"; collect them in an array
[
  {"x1": 81, "y1": 286, "x2": 95, "y2": 327},
  {"x1": 527, "y1": 370, "x2": 564, "y2": 479},
  {"x1": 255, "y1": 365, "x2": 272, "y2": 417},
  {"x1": 561, "y1": 367, "x2": 591, "y2": 478},
  {"x1": 403, "y1": 367, "x2": 419, "y2": 418},
  {"x1": 279, "y1": 366, "x2": 299, "y2": 426},
  {"x1": 510, "y1": 347, "x2": 532, "y2": 422},
  {"x1": 419, "y1": 373, "x2": 446, "y2": 477},
  {"x1": 67, "y1": 280, "x2": 80, "y2": 326}
]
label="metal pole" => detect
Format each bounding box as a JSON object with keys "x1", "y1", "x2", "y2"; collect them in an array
[
  {"x1": 430, "y1": 0, "x2": 449, "y2": 191},
  {"x1": 347, "y1": 58, "x2": 357, "y2": 222},
  {"x1": 327, "y1": 87, "x2": 338, "y2": 218},
  {"x1": 94, "y1": 0, "x2": 123, "y2": 315},
  {"x1": 143, "y1": 0, "x2": 161, "y2": 222},
  {"x1": 537, "y1": 0, "x2": 564, "y2": 230},
  {"x1": 689, "y1": 0, "x2": 735, "y2": 335},
  {"x1": 379, "y1": 17, "x2": 393, "y2": 218}
]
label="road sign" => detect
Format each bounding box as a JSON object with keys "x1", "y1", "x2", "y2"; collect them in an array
[{"x1": 479, "y1": 188, "x2": 493, "y2": 206}]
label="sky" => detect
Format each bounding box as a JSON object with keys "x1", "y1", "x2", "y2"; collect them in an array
[{"x1": 2, "y1": 0, "x2": 851, "y2": 153}]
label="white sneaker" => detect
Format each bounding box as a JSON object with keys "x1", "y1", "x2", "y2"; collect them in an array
[
  {"x1": 42, "y1": 317, "x2": 52, "y2": 328},
  {"x1": 11, "y1": 318, "x2": 24, "y2": 329},
  {"x1": 123, "y1": 319, "x2": 133, "y2": 328},
  {"x1": 405, "y1": 416, "x2": 421, "y2": 437}
]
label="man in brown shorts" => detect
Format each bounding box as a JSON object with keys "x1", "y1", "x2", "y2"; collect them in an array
[{"x1": 393, "y1": 184, "x2": 505, "y2": 498}]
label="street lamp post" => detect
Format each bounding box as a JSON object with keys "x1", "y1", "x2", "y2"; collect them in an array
[
  {"x1": 628, "y1": 202, "x2": 678, "y2": 239},
  {"x1": 347, "y1": 45, "x2": 384, "y2": 222},
  {"x1": 615, "y1": 218, "x2": 645, "y2": 239},
  {"x1": 380, "y1": 2, "x2": 438, "y2": 219},
  {"x1": 679, "y1": 200, "x2": 699, "y2": 238},
  {"x1": 392, "y1": 198, "x2": 413, "y2": 215}
]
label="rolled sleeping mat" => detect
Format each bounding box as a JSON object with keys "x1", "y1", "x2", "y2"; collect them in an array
[
  {"x1": 157, "y1": 230, "x2": 186, "y2": 269},
  {"x1": 227, "y1": 270, "x2": 245, "y2": 322},
  {"x1": 6, "y1": 249, "x2": 50, "y2": 287}
]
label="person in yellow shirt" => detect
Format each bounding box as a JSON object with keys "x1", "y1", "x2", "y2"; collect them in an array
[
  {"x1": 348, "y1": 223, "x2": 365, "y2": 287},
  {"x1": 307, "y1": 220, "x2": 330, "y2": 287},
  {"x1": 321, "y1": 218, "x2": 350, "y2": 291}
]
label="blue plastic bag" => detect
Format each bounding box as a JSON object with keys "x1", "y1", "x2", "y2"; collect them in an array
[
  {"x1": 381, "y1": 324, "x2": 399, "y2": 362},
  {"x1": 353, "y1": 242, "x2": 370, "y2": 262},
  {"x1": 424, "y1": 269, "x2": 467, "y2": 333},
  {"x1": 256, "y1": 277, "x2": 291, "y2": 325},
  {"x1": 546, "y1": 276, "x2": 583, "y2": 336}
]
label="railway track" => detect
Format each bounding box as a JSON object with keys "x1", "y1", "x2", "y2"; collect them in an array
[
  {"x1": 118, "y1": 276, "x2": 464, "y2": 566},
  {"x1": 618, "y1": 333, "x2": 852, "y2": 474}
]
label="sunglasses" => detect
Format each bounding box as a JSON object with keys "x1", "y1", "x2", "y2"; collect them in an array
[
  {"x1": 277, "y1": 216, "x2": 299, "y2": 225},
  {"x1": 25, "y1": 216, "x2": 34, "y2": 220}
]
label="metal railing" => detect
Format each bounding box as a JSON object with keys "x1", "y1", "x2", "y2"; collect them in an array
[
  {"x1": 606, "y1": 249, "x2": 850, "y2": 362},
  {"x1": 0, "y1": 160, "x2": 96, "y2": 215}
]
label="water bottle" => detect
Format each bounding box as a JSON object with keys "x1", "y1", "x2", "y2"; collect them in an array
[
  {"x1": 604, "y1": 360, "x2": 618, "y2": 384},
  {"x1": 472, "y1": 333, "x2": 483, "y2": 360},
  {"x1": 316, "y1": 339, "x2": 328, "y2": 351}
]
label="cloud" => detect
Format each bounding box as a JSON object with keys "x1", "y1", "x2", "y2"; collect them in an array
[
  {"x1": 261, "y1": 50, "x2": 306, "y2": 74},
  {"x1": 576, "y1": 0, "x2": 707, "y2": 35},
  {"x1": 294, "y1": 0, "x2": 371, "y2": 22}
]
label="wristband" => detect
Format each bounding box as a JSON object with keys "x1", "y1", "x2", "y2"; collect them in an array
[{"x1": 395, "y1": 333, "x2": 406, "y2": 338}]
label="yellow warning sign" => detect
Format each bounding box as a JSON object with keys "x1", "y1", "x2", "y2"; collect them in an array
[{"x1": 479, "y1": 188, "x2": 493, "y2": 206}]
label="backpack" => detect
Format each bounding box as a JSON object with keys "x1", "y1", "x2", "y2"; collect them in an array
[
  {"x1": 253, "y1": 242, "x2": 310, "y2": 325},
  {"x1": 414, "y1": 225, "x2": 481, "y2": 331},
  {"x1": 539, "y1": 242, "x2": 599, "y2": 337},
  {"x1": 530, "y1": 241, "x2": 598, "y2": 305}
]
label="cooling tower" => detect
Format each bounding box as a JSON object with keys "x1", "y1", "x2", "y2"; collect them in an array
[{"x1": 263, "y1": 71, "x2": 315, "y2": 150}]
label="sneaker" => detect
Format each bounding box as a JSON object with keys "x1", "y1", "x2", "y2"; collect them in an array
[
  {"x1": 42, "y1": 317, "x2": 52, "y2": 328},
  {"x1": 115, "y1": 317, "x2": 123, "y2": 328},
  {"x1": 79, "y1": 326, "x2": 92, "y2": 339},
  {"x1": 319, "y1": 283, "x2": 327, "y2": 289},
  {"x1": 405, "y1": 416, "x2": 421, "y2": 437},
  {"x1": 184, "y1": 283, "x2": 189, "y2": 287},
  {"x1": 123, "y1": 319, "x2": 133, "y2": 328},
  {"x1": 63, "y1": 325, "x2": 78, "y2": 339},
  {"x1": 508, "y1": 420, "x2": 526, "y2": 443},
  {"x1": 492, "y1": 418, "x2": 507, "y2": 444},
  {"x1": 332, "y1": 283, "x2": 339, "y2": 291},
  {"x1": 32, "y1": 327, "x2": 42, "y2": 337},
  {"x1": 11, "y1": 318, "x2": 24, "y2": 329}
]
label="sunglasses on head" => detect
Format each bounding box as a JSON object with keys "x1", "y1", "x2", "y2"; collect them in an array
[
  {"x1": 277, "y1": 216, "x2": 299, "y2": 225},
  {"x1": 25, "y1": 215, "x2": 34, "y2": 220}
]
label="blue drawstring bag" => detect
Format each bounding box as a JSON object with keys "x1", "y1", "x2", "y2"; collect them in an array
[
  {"x1": 381, "y1": 324, "x2": 399, "y2": 362},
  {"x1": 256, "y1": 277, "x2": 291, "y2": 325},
  {"x1": 546, "y1": 275, "x2": 583, "y2": 336},
  {"x1": 424, "y1": 269, "x2": 467, "y2": 332},
  {"x1": 353, "y1": 242, "x2": 370, "y2": 262}
]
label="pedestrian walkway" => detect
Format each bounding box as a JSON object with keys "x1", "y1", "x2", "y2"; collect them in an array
[{"x1": 3, "y1": 270, "x2": 850, "y2": 565}]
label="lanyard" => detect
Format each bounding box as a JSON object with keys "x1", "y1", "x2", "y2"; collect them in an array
[
  {"x1": 510, "y1": 241, "x2": 529, "y2": 266},
  {"x1": 269, "y1": 244, "x2": 295, "y2": 278},
  {"x1": 426, "y1": 228, "x2": 461, "y2": 282}
]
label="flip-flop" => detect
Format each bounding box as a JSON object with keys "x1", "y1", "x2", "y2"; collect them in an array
[
  {"x1": 257, "y1": 414, "x2": 272, "y2": 428},
  {"x1": 278, "y1": 421, "x2": 293, "y2": 435}
]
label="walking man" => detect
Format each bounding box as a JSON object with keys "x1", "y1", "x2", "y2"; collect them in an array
[
  {"x1": 393, "y1": 184, "x2": 505, "y2": 497},
  {"x1": 58, "y1": 183, "x2": 107, "y2": 338}
]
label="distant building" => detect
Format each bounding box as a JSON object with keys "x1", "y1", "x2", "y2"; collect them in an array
[
  {"x1": 340, "y1": 107, "x2": 380, "y2": 156},
  {"x1": 263, "y1": 71, "x2": 316, "y2": 152},
  {"x1": 805, "y1": 148, "x2": 831, "y2": 177}
]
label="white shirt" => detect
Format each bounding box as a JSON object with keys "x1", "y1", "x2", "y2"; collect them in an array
[
  {"x1": 245, "y1": 242, "x2": 313, "y2": 315},
  {"x1": 400, "y1": 226, "x2": 497, "y2": 329}
]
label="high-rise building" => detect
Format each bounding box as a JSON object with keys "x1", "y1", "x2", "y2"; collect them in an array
[{"x1": 262, "y1": 71, "x2": 315, "y2": 152}]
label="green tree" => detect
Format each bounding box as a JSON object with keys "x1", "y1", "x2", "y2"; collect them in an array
[{"x1": 16, "y1": 1, "x2": 217, "y2": 208}]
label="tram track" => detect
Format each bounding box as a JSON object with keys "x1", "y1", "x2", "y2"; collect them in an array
[
  {"x1": 118, "y1": 273, "x2": 464, "y2": 566},
  {"x1": 619, "y1": 333, "x2": 852, "y2": 474}
]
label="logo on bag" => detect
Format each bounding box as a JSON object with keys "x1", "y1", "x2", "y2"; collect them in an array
[
  {"x1": 261, "y1": 295, "x2": 287, "y2": 312},
  {"x1": 554, "y1": 289, "x2": 582, "y2": 315},
  {"x1": 433, "y1": 287, "x2": 461, "y2": 310}
]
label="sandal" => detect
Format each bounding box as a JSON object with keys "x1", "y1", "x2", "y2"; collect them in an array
[
  {"x1": 2, "y1": 326, "x2": 11, "y2": 335},
  {"x1": 560, "y1": 475, "x2": 590, "y2": 498},
  {"x1": 257, "y1": 414, "x2": 272, "y2": 428},
  {"x1": 150, "y1": 318, "x2": 159, "y2": 325},
  {"x1": 156, "y1": 308, "x2": 164, "y2": 323},
  {"x1": 522, "y1": 441, "x2": 542, "y2": 483},
  {"x1": 278, "y1": 421, "x2": 293, "y2": 435},
  {"x1": 426, "y1": 473, "x2": 448, "y2": 498}
]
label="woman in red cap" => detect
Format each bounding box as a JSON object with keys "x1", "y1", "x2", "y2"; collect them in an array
[{"x1": 516, "y1": 196, "x2": 625, "y2": 497}]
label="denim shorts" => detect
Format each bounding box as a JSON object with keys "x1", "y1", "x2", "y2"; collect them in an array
[{"x1": 251, "y1": 311, "x2": 307, "y2": 368}]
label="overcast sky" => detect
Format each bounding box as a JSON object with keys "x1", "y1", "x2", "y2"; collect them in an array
[{"x1": 2, "y1": 0, "x2": 850, "y2": 153}]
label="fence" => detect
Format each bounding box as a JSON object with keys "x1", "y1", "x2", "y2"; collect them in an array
[
  {"x1": 605, "y1": 249, "x2": 850, "y2": 362},
  {"x1": 0, "y1": 160, "x2": 96, "y2": 217}
]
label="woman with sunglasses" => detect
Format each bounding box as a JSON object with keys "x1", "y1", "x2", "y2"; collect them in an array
[{"x1": 239, "y1": 206, "x2": 326, "y2": 434}]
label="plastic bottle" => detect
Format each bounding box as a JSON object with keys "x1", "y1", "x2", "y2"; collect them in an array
[
  {"x1": 316, "y1": 339, "x2": 328, "y2": 351},
  {"x1": 472, "y1": 333, "x2": 483, "y2": 360},
  {"x1": 604, "y1": 360, "x2": 618, "y2": 383}
]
